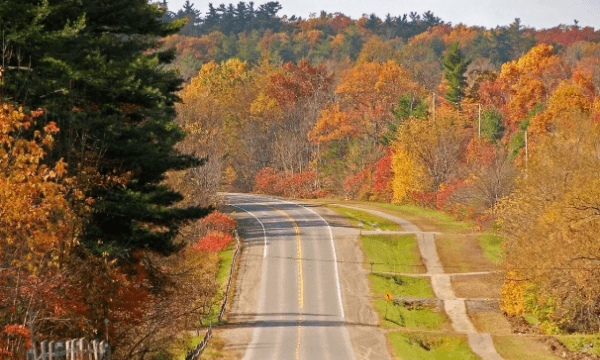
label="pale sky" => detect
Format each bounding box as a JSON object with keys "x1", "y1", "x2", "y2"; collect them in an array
[{"x1": 166, "y1": 0, "x2": 600, "y2": 30}]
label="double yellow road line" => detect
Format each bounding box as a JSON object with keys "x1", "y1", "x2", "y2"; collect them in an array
[
  {"x1": 269, "y1": 205, "x2": 304, "y2": 308},
  {"x1": 268, "y1": 205, "x2": 304, "y2": 359}
]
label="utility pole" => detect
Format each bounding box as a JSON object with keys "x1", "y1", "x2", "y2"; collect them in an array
[
  {"x1": 432, "y1": 93, "x2": 436, "y2": 123},
  {"x1": 478, "y1": 104, "x2": 481, "y2": 139},
  {"x1": 525, "y1": 130, "x2": 528, "y2": 172}
]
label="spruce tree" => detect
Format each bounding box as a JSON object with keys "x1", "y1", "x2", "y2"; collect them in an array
[
  {"x1": 442, "y1": 43, "x2": 471, "y2": 109},
  {"x1": 1, "y1": 0, "x2": 209, "y2": 255}
]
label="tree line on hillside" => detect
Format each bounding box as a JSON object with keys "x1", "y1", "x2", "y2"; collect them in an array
[
  {"x1": 161, "y1": 0, "x2": 444, "y2": 39},
  {"x1": 159, "y1": 1, "x2": 599, "y2": 81},
  {"x1": 174, "y1": 20, "x2": 600, "y2": 335}
]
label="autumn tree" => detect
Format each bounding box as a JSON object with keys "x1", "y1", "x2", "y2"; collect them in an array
[
  {"x1": 177, "y1": 58, "x2": 256, "y2": 193},
  {"x1": 0, "y1": 103, "x2": 88, "y2": 358},
  {"x1": 393, "y1": 107, "x2": 468, "y2": 195},
  {"x1": 497, "y1": 113, "x2": 600, "y2": 333},
  {"x1": 308, "y1": 60, "x2": 424, "y2": 193},
  {"x1": 498, "y1": 44, "x2": 567, "y2": 129}
]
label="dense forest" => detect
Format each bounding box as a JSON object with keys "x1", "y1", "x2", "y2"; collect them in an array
[
  {"x1": 1, "y1": 0, "x2": 600, "y2": 358},
  {"x1": 168, "y1": 0, "x2": 600, "y2": 338}
]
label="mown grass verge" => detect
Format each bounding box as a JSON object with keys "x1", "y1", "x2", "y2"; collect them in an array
[
  {"x1": 369, "y1": 273, "x2": 444, "y2": 329},
  {"x1": 361, "y1": 234, "x2": 425, "y2": 273},
  {"x1": 388, "y1": 331, "x2": 480, "y2": 360},
  {"x1": 328, "y1": 204, "x2": 403, "y2": 231},
  {"x1": 355, "y1": 202, "x2": 470, "y2": 233},
  {"x1": 369, "y1": 273, "x2": 434, "y2": 298}
]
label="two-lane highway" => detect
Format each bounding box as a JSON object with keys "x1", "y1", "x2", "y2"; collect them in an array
[{"x1": 228, "y1": 193, "x2": 355, "y2": 360}]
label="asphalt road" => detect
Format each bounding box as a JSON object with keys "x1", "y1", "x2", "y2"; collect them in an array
[{"x1": 228, "y1": 193, "x2": 355, "y2": 360}]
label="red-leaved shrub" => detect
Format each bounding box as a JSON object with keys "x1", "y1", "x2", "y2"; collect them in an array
[
  {"x1": 194, "y1": 231, "x2": 233, "y2": 252},
  {"x1": 200, "y1": 211, "x2": 236, "y2": 232},
  {"x1": 254, "y1": 168, "x2": 321, "y2": 198}
]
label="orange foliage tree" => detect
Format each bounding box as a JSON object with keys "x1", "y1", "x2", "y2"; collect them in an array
[
  {"x1": 0, "y1": 102, "x2": 89, "y2": 358},
  {"x1": 499, "y1": 44, "x2": 568, "y2": 129}
]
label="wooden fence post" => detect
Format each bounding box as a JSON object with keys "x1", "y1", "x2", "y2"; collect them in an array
[{"x1": 48, "y1": 340, "x2": 54, "y2": 360}]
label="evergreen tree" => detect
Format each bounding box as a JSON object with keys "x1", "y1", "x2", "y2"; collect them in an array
[
  {"x1": 442, "y1": 43, "x2": 471, "y2": 109},
  {"x1": 0, "y1": 0, "x2": 210, "y2": 256}
]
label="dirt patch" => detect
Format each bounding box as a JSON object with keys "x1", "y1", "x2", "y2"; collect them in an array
[
  {"x1": 452, "y1": 273, "x2": 503, "y2": 299},
  {"x1": 506, "y1": 315, "x2": 543, "y2": 335},
  {"x1": 436, "y1": 233, "x2": 495, "y2": 273}
]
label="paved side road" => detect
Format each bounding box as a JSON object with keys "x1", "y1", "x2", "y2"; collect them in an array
[{"x1": 228, "y1": 194, "x2": 355, "y2": 360}]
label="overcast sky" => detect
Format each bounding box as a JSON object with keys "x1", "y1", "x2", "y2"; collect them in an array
[{"x1": 166, "y1": 0, "x2": 599, "y2": 30}]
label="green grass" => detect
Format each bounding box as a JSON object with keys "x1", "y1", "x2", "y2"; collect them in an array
[
  {"x1": 375, "y1": 299, "x2": 446, "y2": 329},
  {"x1": 361, "y1": 234, "x2": 424, "y2": 273},
  {"x1": 557, "y1": 334, "x2": 600, "y2": 356},
  {"x1": 358, "y1": 202, "x2": 470, "y2": 233},
  {"x1": 171, "y1": 333, "x2": 204, "y2": 360},
  {"x1": 368, "y1": 273, "x2": 435, "y2": 298},
  {"x1": 369, "y1": 273, "x2": 444, "y2": 329},
  {"x1": 202, "y1": 244, "x2": 235, "y2": 326},
  {"x1": 328, "y1": 205, "x2": 403, "y2": 231},
  {"x1": 388, "y1": 331, "x2": 480, "y2": 360},
  {"x1": 478, "y1": 233, "x2": 504, "y2": 264}
]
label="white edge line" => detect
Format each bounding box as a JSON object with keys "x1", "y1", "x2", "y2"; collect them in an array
[
  {"x1": 274, "y1": 198, "x2": 356, "y2": 360},
  {"x1": 229, "y1": 203, "x2": 268, "y2": 258},
  {"x1": 228, "y1": 200, "x2": 270, "y2": 360},
  {"x1": 231, "y1": 194, "x2": 355, "y2": 360}
]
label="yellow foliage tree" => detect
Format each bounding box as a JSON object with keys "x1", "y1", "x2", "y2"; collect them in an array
[
  {"x1": 390, "y1": 148, "x2": 423, "y2": 203},
  {"x1": 496, "y1": 112, "x2": 600, "y2": 332}
]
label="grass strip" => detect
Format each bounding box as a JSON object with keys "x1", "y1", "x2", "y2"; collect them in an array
[
  {"x1": 375, "y1": 299, "x2": 446, "y2": 329},
  {"x1": 368, "y1": 273, "x2": 435, "y2": 298},
  {"x1": 388, "y1": 331, "x2": 480, "y2": 360},
  {"x1": 492, "y1": 335, "x2": 562, "y2": 360},
  {"x1": 328, "y1": 205, "x2": 403, "y2": 231},
  {"x1": 361, "y1": 234, "x2": 424, "y2": 273},
  {"x1": 202, "y1": 244, "x2": 235, "y2": 326},
  {"x1": 369, "y1": 273, "x2": 445, "y2": 329},
  {"x1": 354, "y1": 201, "x2": 470, "y2": 233}
]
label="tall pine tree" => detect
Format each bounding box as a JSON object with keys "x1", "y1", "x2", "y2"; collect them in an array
[
  {"x1": 1, "y1": 0, "x2": 210, "y2": 256},
  {"x1": 442, "y1": 43, "x2": 471, "y2": 109}
]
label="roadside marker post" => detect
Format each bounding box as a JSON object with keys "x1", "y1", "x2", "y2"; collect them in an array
[{"x1": 384, "y1": 292, "x2": 393, "y2": 320}]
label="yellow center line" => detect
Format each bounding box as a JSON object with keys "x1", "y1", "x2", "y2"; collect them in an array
[
  {"x1": 269, "y1": 206, "x2": 304, "y2": 308},
  {"x1": 267, "y1": 205, "x2": 304, "y2": 359}
]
